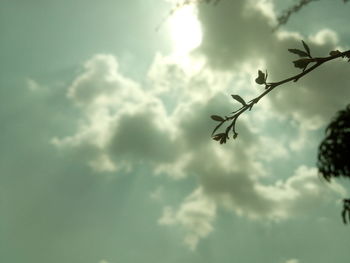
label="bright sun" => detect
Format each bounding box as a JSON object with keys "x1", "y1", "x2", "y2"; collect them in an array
[{"x1": 169, "y1": 5, "x2": 203, "y2": 54}]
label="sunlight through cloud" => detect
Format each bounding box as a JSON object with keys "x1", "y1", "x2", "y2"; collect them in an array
[{"x1": 169, "y1": 5, "x2": 202, "y2": 55}]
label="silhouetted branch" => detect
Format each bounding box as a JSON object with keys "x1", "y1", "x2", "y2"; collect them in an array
[
  {"x1": 275, "y1": 0, "x2": 319, "y2": 28},
  {"x1": 211, "y1": 41, "x2": 350, "y2": 144},
  {"x1": 276, "y1": 0, "x2": 349, "y2": 29}
]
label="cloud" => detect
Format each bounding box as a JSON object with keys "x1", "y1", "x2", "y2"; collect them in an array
[
  {"x1": 285, "y1": 259, "x2": 299, "y2": 263},
  {"x1": 67, "y1": 54, "x2": 144, "y2": 108},
  {"x1": 52, "y1": 51, "x2": 346, "y2": 249},
  {"x1": 158, "y1": 188, "x2": 216, "y2": 250},
  {"x1": 195, "y1": 0, "x2": 350, "y2": 129},
  {"x1": 52, "y1": 54, "x2": 180, "y2": 173},
  {"x1": 52, "y1": 2, "x2": 348, "y2": 247},
  {"x1": 195, "y1": 0, "x2": 274, "y2": 69},
  {"x1": 26, "y1": 78, "x2": 41, "y2": 91},
  {"x1": 161, "y1": 162, "x2": 345, "y2": 248}
]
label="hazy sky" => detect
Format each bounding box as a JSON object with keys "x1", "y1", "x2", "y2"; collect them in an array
[{"x1": 2, "y1": 0, "x2": 350, "y2": 262}]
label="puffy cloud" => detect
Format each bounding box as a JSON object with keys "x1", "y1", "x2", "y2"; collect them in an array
[
  {"x1": 195, "y1": 0, "x2": 274, "y2": 69},
  {"x1": 195, "y1": 0, "x2": 350, "y2": 129},
  {"x1": 162, "y1": 162, "x2": 345, "y2": 249},
  {"x1": 257, "y1": 166, "x2": 346, "y2": 217},
  {"x1": 52, "y1": 5, "x2": 348, "y2": 247},
  {"x1": 52, "y1": 54, "x2": 179, "y2": 173},
  {"x1": 158, "y1": 188, "x2": 216, "y2": 250},
  {"x1": 67, "y1": 54, "x2": 144, "y2": 109}
]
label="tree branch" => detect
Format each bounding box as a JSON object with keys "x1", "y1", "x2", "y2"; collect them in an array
[{"x1": 211, "y1": 48, "x2": 350, "y2": 144}]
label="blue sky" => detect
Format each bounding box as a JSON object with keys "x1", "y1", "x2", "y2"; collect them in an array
[{"x1": 1, "y1": 0, "x2": 350, "y2": 262}]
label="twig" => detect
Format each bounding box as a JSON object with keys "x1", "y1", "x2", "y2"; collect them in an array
[{"x1": 211, "y1": 48, "x2": 350, "y2": 144}]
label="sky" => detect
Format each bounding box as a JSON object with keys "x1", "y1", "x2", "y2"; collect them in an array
[{"x1": 1, "y1": 0, "x2": 350, "y2": 262}]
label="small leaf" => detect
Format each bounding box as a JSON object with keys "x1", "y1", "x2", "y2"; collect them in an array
[
  {"x1": 329, "y1": 50, "x2": 341, "y2": 56},
  {"x1": 288, "y1": 48, "x2": 309, "y2": 57},
  {"x1": 219, "y1": 136, "x2": 227, "y2": 144},
  {"x1": 293, "y1": 59, "x2": 310, "y2": 70},
  {"x1": 255, "y1": 70, "x2": 266, "y2": 85},
  {"x1": 302, "y1": 40, "x2": 311, "y2": 56},
  {"x1": 211, "y1": 121, "x2": 225, "y2": 136},
  {"x1": 212, "y1": 133, "x2": 227, "y2": 144},
  {"x1": 233, "y1": 132, "x2": 238, "y2": 139},
  {"x1": 231, "y1": 94, "x2": 247, "y2": 106},
  {"x1": 211, "y1": 115, "x2": 224, "y2": 122},
  {"x1": 212, "y1": 133, "x2": 225, "y2": 141}
]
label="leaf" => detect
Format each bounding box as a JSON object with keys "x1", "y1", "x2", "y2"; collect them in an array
[
  {"x1": 212, "y1": 133, "x2": 225, "y2": 141},
  {"x1": 302, "y1": 40, "x2": 311, "y2": 56},
  {"x1": 329, "y1": 50, "x2": 341, "y2": 56},
  {"x1": 293, "y1": 59, "x2": 310, "y2": 70},
  {"x1": 220, "y1": 136, "x2": 227, "y2": 144},
  {"x1": 212, "y1": 133, "x2": 227, "y2": 144},
  {"x1": 288, "y1": 48, "x2": 309, "y2": 57},
  {"x1": 211, "y1": 121, "x2": 225, "y2": 136},
  {"x1": 255, "y1": 70, "x2": 266, "y2": 85},
  {"x1": 211, "y1": 115, "x2": 225, "y2": 122},
  {"x1": 231, "y1": 94, "x2": 247, "y2": 106}
]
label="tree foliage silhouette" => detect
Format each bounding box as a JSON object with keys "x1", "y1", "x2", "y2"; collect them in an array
[{"x1": 318, "y1": 104, "x2": 350, "y2": 181}]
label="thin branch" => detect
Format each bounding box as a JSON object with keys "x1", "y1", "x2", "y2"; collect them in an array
[
  {"x1": 275, "y1": 0, "x2": 319, "y2": 28},
  {"x1": 275, "y1": 0, "x2": 348, "y2": 29},
  {"x1": 211, "y1": 49, "x2": 350, "y2": 143}
]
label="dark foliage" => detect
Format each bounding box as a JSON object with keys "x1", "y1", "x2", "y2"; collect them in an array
[
  {"x1": 342, "y1": 199, "x2": 350, "y2": 224},
  {"x1": 318, "y1": 104, "x2": 350, "y2": 181}
]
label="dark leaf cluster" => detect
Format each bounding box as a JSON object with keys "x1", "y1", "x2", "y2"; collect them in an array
[{"x1": 318, "y1": 104, "x2": 350, "y2": 181}]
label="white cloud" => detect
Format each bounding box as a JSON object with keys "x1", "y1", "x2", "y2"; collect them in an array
[
  {"x1": 256, "y1": 166, "x2": 347, "y2": 219},
  {"x1": 52, "y1": 51, "x2": 346, "y2": 249},
  {"x1": 89, "y1": 154, "x2": 117, "y2": 172},
  {"x1": 52, "y1": 54, "x2": 180, "y2": 174},
  {"x1": 159, "y1": 188, "x2": 216, "y2": 250},
  {"x1": 26, "y1": 78, "x2": 41, "y2": 91},
  {"x1": 52, "y1": 0, "x2": 349, "y2": 249},
  {"x1": 195, "y1": 0, "x2": 350, "y2": 129},
  {"x1": 67, "y1": 54, "x2": 144, "y2": 109},
  {"x1": 285, "y1": 259, "x2": 299, "y2": 263}
]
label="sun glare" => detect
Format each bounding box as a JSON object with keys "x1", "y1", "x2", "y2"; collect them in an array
[{"x1": 169, "y1": 5, "x2": 202, "y2": 54}]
